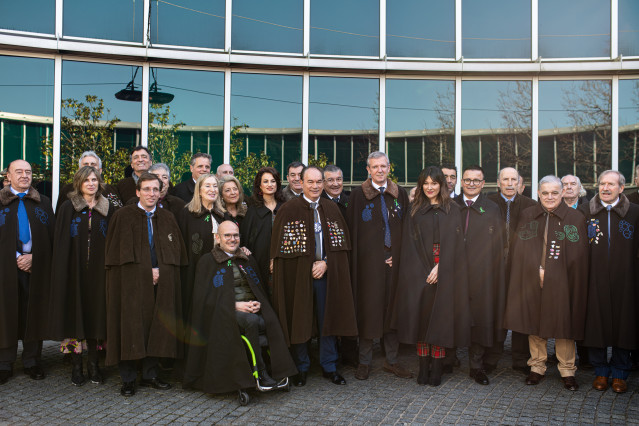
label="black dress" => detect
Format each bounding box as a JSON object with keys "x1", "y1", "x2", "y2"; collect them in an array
[{"x1": 240, "y1": 200, "x2": 282, "y2": 286}]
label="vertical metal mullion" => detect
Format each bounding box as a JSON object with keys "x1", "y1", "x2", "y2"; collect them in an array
[
  {"x1": 573, "y1": 134, "x2": 576, "y2": 175},
  {"x1": 302, "y1": 72, "x2": 309, "y2": 164},
  {"x1": 304, "y1": 0, "x2": 310, "y2": 56},
  {"x1": 141, "y1": 63, "x2": 149, "y2": 147},
  {"x1": 455, "y1": 0, "x2": 462, "y2": 61},
  {"x1": 478, "y1": 136, "x2": 482, "y2": 166},
  {"x1": 190, "y1": 132, "x2": 194, "y2": 152},
  {"x1": 404, "y1": 138, "x2": 408, "y2": 185},
  {"x1": 333, "y1": 136, "x2": 336, "y2": 164},
  {"x1": 531, "y1": 0, "x2": 538, "y2": 60},
  {"x1": 281, "y1": 135, "x2": 285, "y2": 177},
  {"x1": 223, "y1": 69, "x2": 231, "y2": 163},
  {"x1": 52, "y1": 55, "x2": 62, "y2": 211},
  {"x1": 611, "y1": 0, "x2": 618, "y2": 59},
  {"x1": 350, "y1": 137, "x2": 354, "y2": 184},
  {"x1": 1, "y1": 121, "x2": 4, "y2": 170},
  {"x1": 593, "y1": 133, "x2": 597, "y2": 182},
  {"x1": 379, "y1": 75, "x2": 385, "y2": 152},
  {"x1": 611, "y1": 76, "x2": 619, "y2": 169},
  {"x1": 554, "y1": 136, "x2": 558, "y2": 176},
  {"x1": 22, "y1": 124, "x2": 26, "y2": 159},
  {"x1": 143, "y1": 0, "x2": 150, "y2": 47},
  {"x1": 207, "y1": 132, "x2": 211, "y2": 154},
  {"x1": 379, "y1": 0, "x2": 386, "y2": 59},
  {"x1": 264, "y1": 134, "x2": 267, "y2": 155},
  {"x1": 225, "y1": 0, "x2": 232, "y2": 52},
  {"x1": 531, "y1": 77, "x2": 539, "y2": 199},
  {"x1": 496, "y1": 136, "x2": 500, "y2": 175},
  {"x1": 56, "y1": 0, "x2": 63, "y2": 39},
  {"x1": 454, "y1": 76, "x2": 462, "y2": 195}
]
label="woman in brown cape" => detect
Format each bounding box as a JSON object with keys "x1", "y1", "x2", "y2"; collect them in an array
[
  {"x1": 48, "y1": 166, "x2": 115, "y2": 386},
  {"x1": 391, "y1": 166, "x2": 471, "y2": 386}
]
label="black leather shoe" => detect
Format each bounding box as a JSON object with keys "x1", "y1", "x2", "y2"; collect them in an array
[
  {"x1": 561, "y1": 375, "x2": 579, "y2": 391},
  {"x1": 139, "y1": 377, "x2": 171, "y2": 390},
  {"x1": 0, "y1": 370, "x2": 12, "y2": 385},
  {"x1": 120, "y1": 381, "x2": 136, "y2": 396},
  {"x1": 323, "y1": 370, "x2": 346, "y2": 385},
  {"x1": 24, "y1": 366, "x2": 45, "y2": 380},
  {"x1": 470, "y1": 369, "x2": 490, "y2": 385},
  {"x1": 293, "y1": 371, "x2": 307, "y2": 387},
  {"x1": 258, "y1": 370, "x2": 278, "y2": 388}
]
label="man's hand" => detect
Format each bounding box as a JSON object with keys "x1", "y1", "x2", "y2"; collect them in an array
[
  {"x1": 17, "y1": 254, "x2": 32, "y2": 273},
  {"x1": 426, "y1": 264, "x2": 439, "y2": 285},
  {"x1": 152, "y1": 268, "x2": 160, "y2": 285},
  {"x1": 235, "y1": 301, "x2": 261, "y2": 313},
  {"x1": 539, "y1": 267, "x2": 544, "y2": 288},
  {"x1": 240, "y1": 246, "x2": 252, "y2": 256},
  {"x1": 312, "y1": 260, "x2": 327, "y2": 279},
  {"x1": 269, "y1": 259, "x2": 274, "y2": 273},
  {"x1": 385, "y1": 256, "x2": 393, "y2": 268}
]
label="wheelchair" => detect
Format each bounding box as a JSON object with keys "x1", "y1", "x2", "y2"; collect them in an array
[{"x1": 237, "y1": 334, "x2": 290, "y2": 405}]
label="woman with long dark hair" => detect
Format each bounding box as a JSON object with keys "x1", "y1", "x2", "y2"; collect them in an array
[
  {"x1": 240, "y1": 167, "x2": 285, "y2": 286},
  {"x1": 48, "y1": 166, "x2": 115, "y2": 386},
  {"x1": 391, "y1": 166, "x2": 470, "y2": 386}
]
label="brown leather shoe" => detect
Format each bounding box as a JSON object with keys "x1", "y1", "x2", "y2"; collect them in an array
[
  {"x1": 525, "y1": 371, "x2": 544, "y2": 385},
  {"x1": 611, "y1": 378, "x2": 627, "y2": 393},
  {"x1": 354, "y1": 364, "x2": 370, "y2": 380},
  {"x1": 561, "y1": 375, "x2": 579, "y2": 391},
  {"x1": 592, "y1": 376, "x2": 608, "y2": 391},
  {"x1": 383, "y1": 361, "x2": 413, "y2": 379}
]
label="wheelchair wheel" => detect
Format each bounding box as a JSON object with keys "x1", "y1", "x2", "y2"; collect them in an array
[{"x1": 238, "y1": 390, "x2": 250, "y2": 406}]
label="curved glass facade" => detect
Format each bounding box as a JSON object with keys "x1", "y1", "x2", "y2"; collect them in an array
[{"x1": 0, "y1": 0, "x2": 637, "y2": 204}]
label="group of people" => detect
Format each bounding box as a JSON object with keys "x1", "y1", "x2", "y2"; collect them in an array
[{"x1": 0, "y1": 146, "x2": 636, "y2": 399}]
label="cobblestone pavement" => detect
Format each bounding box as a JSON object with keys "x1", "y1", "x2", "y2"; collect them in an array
[{"x1": 0, "y1": 335, "x2": 637, "y2": 425}]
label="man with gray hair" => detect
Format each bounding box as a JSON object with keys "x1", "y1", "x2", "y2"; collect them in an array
[
  {"x1": 346, "y1": 151, "x2": 412, "y2": 380},
  {"x1": 215, "y1": 163, "x2": 234, "y2": 179},
  {"x1": 56, "y1": 151, "x2": 122, "y2": 212},
  {"x1": 561, "y1": 174, "x2": 588, "y2": 209},
  {"x1": 578, "y1": 170, "x2": 639, "y2": 393},
  {"x1": 504, "y1": 175, "x2": 588, "y2": 391},
  {"x1": 173, "y1": 153, "x2": 212, "y2": 203}
]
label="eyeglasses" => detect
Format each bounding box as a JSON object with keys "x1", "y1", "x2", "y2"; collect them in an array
[
  {"x1": 462, "y1": 179, "x2": 484, "y2": 185},
  {"x1": 222, "y1": 233, "x2": 240, "y2": 240}
]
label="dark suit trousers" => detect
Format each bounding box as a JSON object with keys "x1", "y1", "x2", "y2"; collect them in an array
[{"x1": 0, "y1": 269, "x2": 42, "y2": 370}]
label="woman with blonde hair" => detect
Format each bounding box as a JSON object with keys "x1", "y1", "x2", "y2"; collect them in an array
[{"x1": 216, "y1": 175, "x2": 247, "y2": 226}]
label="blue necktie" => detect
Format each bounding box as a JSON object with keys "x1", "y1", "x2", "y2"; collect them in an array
[
  {"x1": 607, "y1": 205, "x2": 612, "y2": 255},
  {"x1": 146, "y1": 211, "x2": 154, "y2": 249},
  {"x1": 379, "y1": 187, "x2": 392, "y2": 248},
  {"x1": 17, "y1": 193, "x2": 30, "y2": 245}
]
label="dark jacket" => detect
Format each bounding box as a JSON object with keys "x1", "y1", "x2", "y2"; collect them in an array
[
  {"x1": 578, "y1": 195, "x2": 639, "y2": 350},
  {"x1": 240, "y1": 200, "x2": 282, "y2": 287},
  {"x1": 0, "y1": 186, "x2": 55, "y2": 347},
  {"x1": 115, "y1": 176, "x2": 137, "y2": 206},
  {"x1": 173, "y1": 179, "x2": 196, "y2": 203},
  {"x1": 321, "y1": 190, "x2": 350, "y2": 219},
  {"x1": 346, "y1": 179, "x2": 407, "y2": 339},
  {"x1": 183, "y1": 247, "x2": 298, "y2": 394}
]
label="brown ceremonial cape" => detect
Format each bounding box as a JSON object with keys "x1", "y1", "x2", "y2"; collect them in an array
[
  {"x1": 390, "y1": 202, "x2": 471, "y2": 348},
  {"x1": 104, "y1": 204, "x2": 187, "y2": 365},
  {"x1": 503, "y1": 201, "x2": 588, "y2": 340},
  {"x1": 346, "y1": 178, "x2": 408, "y2": 339},
  {"x1": 454, "y1": 194, "x2": 507, "y2": 346},
  {"x1": 0, "y1": 186, "x2": 55, "y2": 347},
  {"x1": 578, "y1": 195, "x2": 639, "y2": 350},
  {"x1": 270, "y1": 196, "x2": 357, "y2": 345},
  {"x1": 183, "y1": 247, "x2": 298, "y2": 394},
  {"x1": 48, "y1": 193, "x2": 114, "y2": 340}
]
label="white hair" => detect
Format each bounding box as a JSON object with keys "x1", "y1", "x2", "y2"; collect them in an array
[{"x1": 79, "y1": 151, "x2": 102, "y2": 169}]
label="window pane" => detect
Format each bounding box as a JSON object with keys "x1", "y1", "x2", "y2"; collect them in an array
[
  {"x1": 232, "y1": 0, "x2": 303, "y2": 53},
  {"x1": 386, "y1": 79, "x2": 455, "y2": 185},
  {"x1": 62, "y1": 61, "x2": 142, "y2": 185},
  {"x1": 311, "y1": 0, "x2": 379, "y2": 56},
  {"x1": 231, "y1": 73, "x2": 303, "y2": 181},
  {"x1": 462, "y1": 81, "x2": 532, "y2": 186},
  {"x1": 151, "y1": 0, "x2": 225, "y2": 49},
  {"x1": 462, "y1": 0, "x2": 531, "y2": 59},
  {"x1": 539, "y1": 80, "x2": 611, "y2": 186},
  {"x1": 310, "y1": 77, "x2": 379, "y2": 184},
  {"x1": 618, "y1": 80, "x2": 639, "y2": 186},
  {"x1": 387, "y1": 0, "x2": 455, "y2": 58},
  {"x1": 64, "y1": 0, "x2": 143, "y2": 42},
  {"x1": 148, "y1": 68, "x2": 225, "y2": 183},
  {"x1": 619, "y1": 0, "x2": 639, "y2": 56},
  {"x1": 0, "y1": 55, "x2": 54, "y2": 173},
  {"x1": 539, "y1": 0, "x2": 610, "y2": 58},
  {"x1": 0, "y1": 1, "x2": 54, "y2": 34}
]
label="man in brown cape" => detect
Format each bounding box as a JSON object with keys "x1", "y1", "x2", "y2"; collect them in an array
[
  {"x1": 271, "y1": 166, "x2": 357, "y2": 386},
  {"x1": 105, "y1": 173, "x2": 187, "y2": 397},
  {"x1": 0, "y1": 160, "x2": 54, "y2": 384},
  {"x1": 346, "y1": 151, "x2": 412, "y2": 381},
  {"x1": 504, "y1": 175, "x2": 588, "y2": 391},
  {"x1": 578, "y1": 170, "x2": 639, "y2": 394},
  {"x1": 488, "y1": 167, "x2": 536, "y2": 374}
]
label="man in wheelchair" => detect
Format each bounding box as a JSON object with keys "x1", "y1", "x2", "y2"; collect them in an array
[{"x1": 183, "y1": 221, "x2": 298, "y2": 394}]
